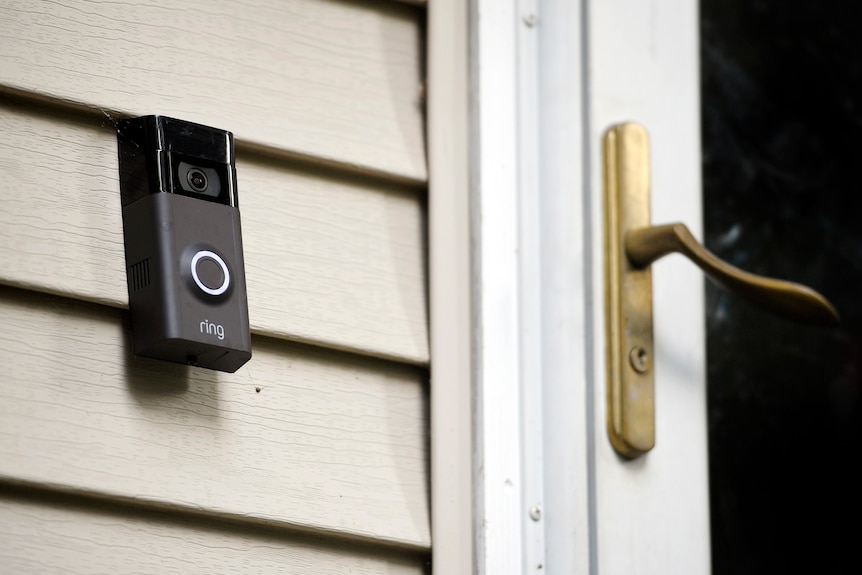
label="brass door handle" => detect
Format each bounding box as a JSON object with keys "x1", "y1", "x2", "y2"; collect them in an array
[
  {"x1": 602, "y1": 122, "x2": 839, "y2": 459},
  {"x1": 626, "y1": 223, "x2": 839, "y2": 326}
]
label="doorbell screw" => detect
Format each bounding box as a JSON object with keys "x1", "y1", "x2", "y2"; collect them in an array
[{"x1": 629, "y1": 346, "x2": 650, "y2": 373}]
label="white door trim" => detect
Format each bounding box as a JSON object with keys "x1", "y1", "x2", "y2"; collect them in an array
[
  {"x1": 430, "y1": 2, "x2": 707, "y2": 574},
  {"x1": 429, "y1": 1, "x2": 594, "y2": 573}
]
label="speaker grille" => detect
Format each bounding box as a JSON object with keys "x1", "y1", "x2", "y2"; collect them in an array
[{"x1": 128, "y1": 258, "x2": 151, "y2": 292}]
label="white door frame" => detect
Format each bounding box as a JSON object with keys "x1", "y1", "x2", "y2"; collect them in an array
[
  {"x1": 429, "y1": 0, "x2": 591, "y2": 572},
  {"x1": 428, "y1": 1, "x2": 707, "y2": 573}
]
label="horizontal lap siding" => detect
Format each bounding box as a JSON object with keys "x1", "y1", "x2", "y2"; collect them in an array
[
  {"x1": 0, "y1": 493, "x2": 426, "y2": 574},
  {"x1": 0, "y1": 100, "x2": 429, "y2": 365},
  {"x1": 0, "y1": 288, "x2": 430, "y2": 549},
  {"x1": 0, "y1": 0, "x2": 427, "y2": 183},
  {"x1": 0, "y1": 0, "x2": 431, "y2": 563}
]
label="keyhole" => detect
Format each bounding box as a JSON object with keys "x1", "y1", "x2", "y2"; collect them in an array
[{"x1": 629, "y1": 346, "x2": 650, "y2": 373}]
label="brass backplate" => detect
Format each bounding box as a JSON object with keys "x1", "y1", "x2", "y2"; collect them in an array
[{"x1": 603, "y1": 122, "x2": 655, "y2": 458}]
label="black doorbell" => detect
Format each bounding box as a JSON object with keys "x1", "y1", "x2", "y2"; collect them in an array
[{"x1": 117, "y1": 115, "x2": 252, "y2": 372}]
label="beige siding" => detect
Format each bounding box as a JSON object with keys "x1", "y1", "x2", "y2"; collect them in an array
[
  {"x1": 0, "y1": 494, "x2": 426, "y2": 574},
  {"x1": 0, "y1": 288, "x2": 430, "y2": 548},
  {"x1": 0, "y1": 101, "x2": 429, "y2": 365},
  {"x1": 0, "y1": 0, "x2": 431, "y2": 566},
  {"x1": 0, "y1": 0, "x2": 426, "y2": 183}
]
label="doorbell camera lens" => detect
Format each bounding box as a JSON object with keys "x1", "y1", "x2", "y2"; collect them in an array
[
  {"x1": 116, "y1": 115, "x2": 251, "y2": 373},
  {"x1": 176, "y1": 160, "x2": 222, "y2": 200},
  {"x1": 187, "y1": 168, "x2": 208, "y2": 192}
]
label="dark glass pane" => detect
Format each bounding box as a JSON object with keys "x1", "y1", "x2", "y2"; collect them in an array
[{"x1": 701, "y1": 1, "x2": 862, "y2": 573}]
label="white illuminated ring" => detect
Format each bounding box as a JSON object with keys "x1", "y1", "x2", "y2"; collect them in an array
[{"x1": 190, "y1": 250, "x2": 230, "y2": 296}]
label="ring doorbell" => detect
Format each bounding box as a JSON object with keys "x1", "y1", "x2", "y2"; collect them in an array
[{"x1": 116, "y1": 115, "x2": 252, "y2": 372}]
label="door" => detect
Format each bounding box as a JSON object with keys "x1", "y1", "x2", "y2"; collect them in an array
[
  {"x1": 454, "y1": 1, "x2": 852, "y2": 573},
  {"x1": 575, "y1": 1, "x2": 851, "y2": 573},
  {"x1": 583, "y1": 1, "x2": 711, "y2": 573},
  {"x1": 574, "y1": 1, "x2": 850, "y2": 572}
]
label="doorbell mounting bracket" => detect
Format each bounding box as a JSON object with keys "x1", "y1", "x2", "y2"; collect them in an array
[{"x1": 117, "y1": 115, "x2": 252, "y2": 373}]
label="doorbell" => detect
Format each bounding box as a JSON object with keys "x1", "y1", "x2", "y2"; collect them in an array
[{"x1": 116, "y1": 115, "x2": 252, "y2": 372}]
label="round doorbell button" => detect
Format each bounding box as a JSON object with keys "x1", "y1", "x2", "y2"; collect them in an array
[{"x1": 191, "y1": 250, "x2": 230, "y2": 296}]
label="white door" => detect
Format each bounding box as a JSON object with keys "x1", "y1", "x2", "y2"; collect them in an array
[
  {"x1": 585, "y1": 1, "x2": 710, "y2": 573},
  {"x1": 460, "y1": 1, "x2": 852, "y2": 573}
]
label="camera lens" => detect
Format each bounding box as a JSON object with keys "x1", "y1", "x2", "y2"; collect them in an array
[
  {"x1": 176, "y1": 161, "x2": 221, "y2": 199},
  {"x1": 187, "y1": 168, "x2": 208, "y2": 192}
]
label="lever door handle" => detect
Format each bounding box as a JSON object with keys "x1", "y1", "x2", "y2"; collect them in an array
[
  {"x1": 625, "y1": 223, "x2": 839, "y2": 326},
  {"x1": 602, "y1": 122, "x2": 839, "y2": 459}
]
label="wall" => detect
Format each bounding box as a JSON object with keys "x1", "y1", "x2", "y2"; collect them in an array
[{"x1": 0, "y1": 0, "x2": 430, "y2": 571}]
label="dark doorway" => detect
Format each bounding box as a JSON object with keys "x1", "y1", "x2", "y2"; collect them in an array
[{"x1": 702, "y1": 1, "x2": 862, "y2": 573}]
